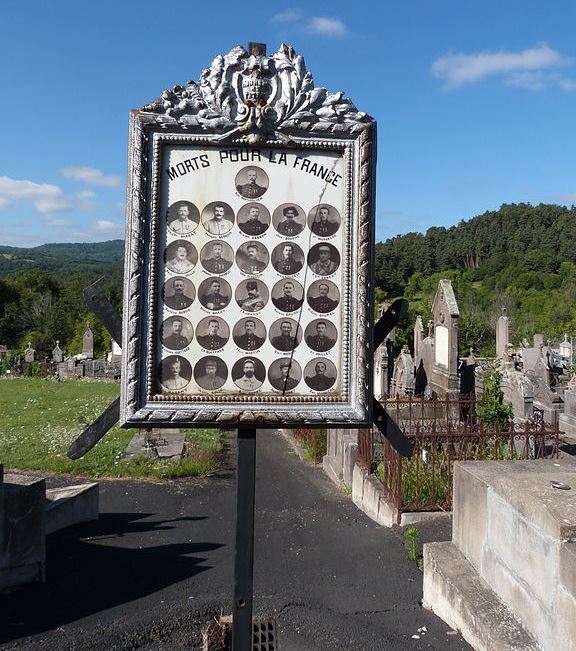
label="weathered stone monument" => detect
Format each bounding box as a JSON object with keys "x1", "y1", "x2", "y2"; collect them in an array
[
  {"x1": 429, "y1": 279, "x2": 459, "y2": 396},
  {"x1": 24, "y1": 342, "x2": 35, "y2": 363},
  {"x1": 390, "y1": 344, "x2": 414, "y2": 396},
  {"x1": 52, "y1": 340, "x2": 63, "y2": 364},
  {"x1": 559, "y1": 375, "x2": 576, "y2": 438},
  {"x1": 495, "y1": 306, "x2": 510, "y2": 360},
  {"x1": 82, "y1": 323, "x2": 94, "y2": 360}
]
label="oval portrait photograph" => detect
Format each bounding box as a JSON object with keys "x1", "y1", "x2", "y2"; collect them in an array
[
  {"x1": 200, "y1": 240, "x2": 234, "y2": 274},
  {"x1": 271, "y1": 278, "x2": 304, "y2": 313},
  {"x1": 232, "y1": 317, "x2": 266, "y2": 351},
  {"x1": 304, "y1": 358, "x2": 337, "y2": 392},
  {"x1": 194, "y1": 356, "x2": 228, "y2": 391},
  {"x1": 196, "y1": 316, "x2": 230, "y2": 350},
  {"x1": 162, "y1": 276, "x2": 195, "y2": 310},
  {"x1": 198, "y1": 277, "x2": 232, "y2": 311},
  {"x1": 235, "y1": 279, "x2": 269, "y2": 313},
  {"x1": 270, "y1": 242, "x2": 304, "y2": 275},
  {"x1": 166, "y1": 200, "x2": 200, "y2": 235},
  {"x1": 272, "y1": 203, "x2": 306, "y2": 237},
  {"x1": 306, "y1": 280, "x2": 340, "y2": 313},
  {"x1": 235, "y1": 241, "x2": 269, "y2": 275},
  {"x1": 201, "y1": 201, "x2": 235, "y2": 236},
  {"x1": 307, "y1": 204, "x2": 341, "y2": 237},
  {"x1": 237, "y1": 202, "x2": 270, "y2": 236},
  {"x1": 231, "y1": 357, "x2": 266, "y2": 392},
  {"x1": 159, "y1": 355, "x2": 192, "y2": 391},
  {"x1": 268, "y1": 358, "x2": 302, "y2": 392},
  {"x1": 165, "y1": 240, "x2": 198, "y2": 275},
  {"x1": 268, "y1": 317, "x2": 302, "y2": 352},
  {"x1": 235, "y1": 166, "x2": 269, "y2": 199},
  {"x1": 161, "y1": 315, "x2": 194, "y2": 351},
  {"x1": 307, "y1": 243, "x2": 340, "y2": 276}
]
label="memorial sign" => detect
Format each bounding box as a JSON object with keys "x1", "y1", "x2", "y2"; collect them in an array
[{"x1": 120, "y1": 43, "x2": 376, "y2": 428}]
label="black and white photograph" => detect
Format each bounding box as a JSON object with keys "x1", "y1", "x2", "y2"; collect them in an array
[
  {"x1": 164, "y1": 240, "x2": 198, "y2": 275},
  {"x1": 270, "y1": 242, "x2": 305, "y2": 275},
  {"x1": 268, "y1": 318, "x2": 302, "y2": 351},
  {"x1": 272, "y1": 203, "x2": 306, "y2": 236},
  {"x1": 234, "y1": 166, "x2": 269, "y2": 199},
  {"x1": 163, "y1": 276, "x2": 195, "y2": 310},
  {"x1": 197, "y1": 277, "x2": 232, "y2": 311},
  {"x1": 200, "y1": 240, "x2": 234, "y2": 274},
  {"x1": 307, "y1": 243, "x2": 340, "y2": 276},
  {"x1": 161, "y1": 315, "x2": 194, "y2": 351},
  {"x1": 232, "y1": 317, "x2": 266, "y2": 351},
  {"x1": 268, "y1": 358, "x2": 302, "y2": 392},
  {"x1": 195, "y1": 316, "x2": 230, "y2": 350},
  {"x1": 306, "y1": 280, "x2": 340, "y2": 313},
  {"x1": 235, "y1": 241, "x2": 269, "y2": 274},
  {"x1": 235, "y1": 279, "x2": 269, "y2": 312},
  {"x1": 231, "y1": 357, "x2": 266, "y2": 391},
  {"x1": 304, "y1": 358, "x2": 337, "y2": 391},
  {"x1": 307, "y1": 204, "x2": 341, "y2": 237},
  {"x1": 201, "y1": 201, "x2": 235, "y2": 236},
  {"x1": 271, "y1": 278, "x2": 304, "y2": 312},
  {"x1": 193, "y1": 356, "x2": 228, "y2": 391},
  {"x1": 304, "y1": 319, "x2": 337, "y2": 352},
  {"x1": 166, "y1": 200, "x2": 200, "y2": 235},
  {"x1": 159, "y1": 355, "x2": 192, "y2": 391},
  {"x1": 237, "y1": 203, "x2": 270, "y2": 236}
]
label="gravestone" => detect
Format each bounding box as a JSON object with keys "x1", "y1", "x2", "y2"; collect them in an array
[
  {"x1": 559, "y1": 375, "x2": 576, "y2": 438},
  {"x1": 24, "y1": 342, "x2": 35, "y2": 363},
  {"x1": 533, "y1": 333, "x2": 545, "y2": 349},
  {"x1": 430, "y1": 279, "x2": 459, "y2": 396},
  {"x1": 390, "y1": 344, "x2": 414, "y2": 396},
  {"x1": 52, "y1": 340, "x2": 63, "y2": 364},
  {"x1": 373, "y1": 344, "x2": 388, "y2": 400},
  {"x1": 500, "y1": 363, "x2": 534, "y2": 423},
  {"x1": 496, "y1": 306, "x2": 510, "y2": 360},
  {"x1": 414, "y1": 315, "x2": 424, "y2": 363},
  {"x1": 559, "y1": 334, "x2": 572, "y2": 364},
  {"x1": 82, "y1": 323, "x2": 94, "y2": 360}
]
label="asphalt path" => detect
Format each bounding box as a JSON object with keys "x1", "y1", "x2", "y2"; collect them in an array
[{"x1": 0, "y1": 431, "x2": 471, "y2": 650}]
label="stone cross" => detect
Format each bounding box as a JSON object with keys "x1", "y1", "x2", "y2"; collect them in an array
[{"x1": 496, "y1": 306, "x2": 510, "y2": 360}]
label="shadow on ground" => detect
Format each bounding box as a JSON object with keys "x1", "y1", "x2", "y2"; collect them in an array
[{"x1": 0, "y1": 512, "x2": 223, "y2": 644}]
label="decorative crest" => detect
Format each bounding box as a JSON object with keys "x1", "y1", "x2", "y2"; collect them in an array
[{"x1": 142, "y1": 43, "x2": 373, "y2": 143}]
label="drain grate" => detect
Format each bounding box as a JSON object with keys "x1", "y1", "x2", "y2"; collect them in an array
[{"x1": 252, "y1": 618, "x2": 277, "y2": 651}]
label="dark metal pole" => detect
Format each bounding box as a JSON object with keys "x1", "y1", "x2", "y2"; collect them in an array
[{"x1": 232, "y1": 428, "x2": 257, "y2": 651}]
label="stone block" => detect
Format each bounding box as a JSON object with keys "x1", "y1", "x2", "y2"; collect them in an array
[
  {"x1": 556, "y1": 586, "x2": 576, "y2": 651},
  {"x1": 45, "y1": 482, "x2": 99, "y2": 535},
  {"x1": 559, "y1": 541, "x2": 576, "y2": 595}
]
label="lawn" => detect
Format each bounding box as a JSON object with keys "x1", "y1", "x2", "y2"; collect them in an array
[{"x1": 0, "y1": 377, "x2": 224, "y2": 479}]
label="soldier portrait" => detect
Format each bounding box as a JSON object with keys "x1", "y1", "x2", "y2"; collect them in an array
[
  {"x1": 163, "y1": 276, "x2": 195, "y2": 310},
  {"x1": 235, "y1": 241, "x2": 269, "y2": 274},
  {"x1": 237, "y1": 203, "x2": 270, "y2": 236},
  {"x1": 272, "y1": 203, "x2": 306, "y2": 237},
  {"x1": 165, "y1": 240, "x2": 198, "y2": 275},
  {"x1": 198, "y1": 277, "x2": 232, "y2": 311},
  {"x1": 232, "y1": 357, "x2": 266, "y2": 392},
  {"x1": 166, "y1": 200, "x2": 200, "y2": 235},
  {"x1": 305, "y1": 319, "x2": 337, "y2": 352},
  {"x1": 307, "y1": 280, "x2": 340, "y2": 313},
  {"x1": 235, "y1": 166, "x2": 268, "y2": 199},
  {"x1": 271, "y1": 279, "x2": 304, "y2": 313},
  {"x1": 196, "y1": 316, "x2": 229, "y2": 350},
  {"x1": 161, "y1": 315, "x2": 194, "y2": 351},
  {"x1": 304, "y1": 359, "x2": 337, "y2": 391},
  {"x1": 200, "y1": 240, "x2": 234, "y2": 274},
  {"x1": 201, "y1": 201, "x2": 235, "y2": 236},
  {"x1": 268, "y1": 358, "x2": 301, "y2": 392},
  {"x1": 308, "y1": 243, "x2": 340, "y2": 276},
  {"x1": 159, "y1": 355, "x2": 192, "y2": 391},
  {"x1": 307, "y1": 204, "x2": 341, "y2": 237},
  {"x1": 235, "y1": 279, "x2": 269, "y2": 312},
  {"x1": 194, "y1": 356, "x2": 228, "y2": 391},
  {"x1": 269, "y1": 318, "x2": 302, "y2": 352},
  {"x1": 233, "y1": 317, "x2": 266, "y2": 351},
  {"x1": 271, "y1": 242, "x2": 304, "y2": 275}
]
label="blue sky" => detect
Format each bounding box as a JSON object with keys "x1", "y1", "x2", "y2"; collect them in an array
[{"x1": 1, "y1": 0, "x2": 574, "y2": 246}]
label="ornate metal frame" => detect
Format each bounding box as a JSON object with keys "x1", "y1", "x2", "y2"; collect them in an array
[{"x1": 120, "y1": 43, "x2": 376, "y2": 428}]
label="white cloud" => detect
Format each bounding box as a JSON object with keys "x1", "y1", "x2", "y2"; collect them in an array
[
  {"x1": 44, "y1": 217, "x2": 71, "y2": 227},
  {"x1": 76, "y1": 190, "x2": 97, "y2": 210},
  {"x1": 271, "y1": 9, "x2": 303, "y2": 23},
  {"x1": 95, "y1": 220, "x2": 123, "y2": 233},
  {"x1": 60, "y1": 166, "x2": 122, "y2": 188},
  {"x1": 431, "y1": 43, "x2": 574, "y2": 90},
  {"x1": 308, "y1": 16, "x2": 347, "y2": 37},
  {"x1": 0, "y1": 176, "x2": 70, "y2": 213},
  {"x1": 0, "y1": 196, "x2": 14, "y2": 210}
]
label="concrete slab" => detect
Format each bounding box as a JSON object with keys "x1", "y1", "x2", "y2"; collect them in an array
[
  {"x1": 124, "y1": 429, "x2": 185, "y2": 462},
  {"x1": 45, "y1": 483, "x2": 99, "y2": 535}
]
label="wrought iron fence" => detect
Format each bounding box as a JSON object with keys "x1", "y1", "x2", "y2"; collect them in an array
[{"x1": 359, "y1": 395, "x2": 560, "y2": 516}]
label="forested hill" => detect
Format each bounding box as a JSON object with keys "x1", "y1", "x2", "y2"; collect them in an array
[
  {"x1": 0, "y1": 240, "x2": 124, "y2": 277},
  {"x1": 375, "y1": 203, "x2": 576, "y2": 294}
]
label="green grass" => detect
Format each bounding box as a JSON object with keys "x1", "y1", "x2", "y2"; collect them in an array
[{"x1": 0, "y1": 377, "x2": 223, "y2": 479}]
